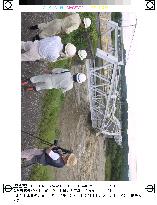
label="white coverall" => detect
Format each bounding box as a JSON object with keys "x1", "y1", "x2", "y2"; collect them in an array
[
  {"x1": 21, "y1": 40, "x2": 41, "y2": 61},
  {"x1": 21, "y1": 36, "x2": 63, "y2": 62},
  {"x1": 38, "y1": 13, "x2": 81, "y2": 38},
  {"x1": 30, "y1": 68, "x2": 73, "y2": 92}
]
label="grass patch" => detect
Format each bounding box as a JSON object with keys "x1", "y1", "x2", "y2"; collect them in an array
[
  {"x1": 29, "y1": 164, "x2": 54, "y2": 181},
  {"x1": 38, "y1": 89, "x2": 64, "y2": 147},
  {"x1": 29, "y1": 89, "x2": 64, "y2": 181},
  {"x1": 105, "y1": 155, "x2": 112, "y2": 181},
  {"x1": 48, "y1": 58, "x2": 72, "y2": 70}
]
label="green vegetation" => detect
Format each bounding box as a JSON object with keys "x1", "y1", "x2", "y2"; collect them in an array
[
  {"x1": 105, "y1": 13, "x2": 129, "y2": 181},
  {"x1": 48, "y1": 58, "x2": 72, "y2": 70},
  {"x1": 30, "y1": 164, "x2": 54, "y2": 181},
  {"x1": 105, "y1": 67, "x2": 129, "y2": 181},
  {"x1": 105, "y1": 78, "x2": 129, "y2": 180},
  {"x1": 57, "y1": 12, "x2": 99, "y2": 53},
  {"x1": 105, "y1": 139, "x2": 123, "y2": 181},
  {"x1": 120, "y1": 65, "x2": 129, "y2": 181},
  {"x1": 29, "y1": 89, "x2": 64, "y2": 181},
  {"x1": 105, "y1": 155, "x2": 112, "y2": 180},
  {"x1": 38, "y1": 89, "x2": 64, "y2": 147},
  {"x1": 111, "y1": 12, "x2": 122, "y2": 26}
]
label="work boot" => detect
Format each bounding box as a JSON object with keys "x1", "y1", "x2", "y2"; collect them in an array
[
  {"x1": 30, "y1": 25, "x2": 38, "y2": 30},
  {"x1": 21, "y1": 81, "x2": 29, "y2": 86},
  {"x1": 32, "y1": 34, "x2": 41, "y2": 42},
  {"x1": 21, "y1": 79, "x2": 32, "y2": 86}
]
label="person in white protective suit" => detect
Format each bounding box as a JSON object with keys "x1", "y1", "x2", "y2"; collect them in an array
[
  {"x1": 21, "y1": 36, "x2": 77, "y2": 62},
  {"x1": 21, "y1": 68, "x2": 87, "y2": 93},
  {"x1": 29, "y1": 13, "x2": 91, "y2": 40}
]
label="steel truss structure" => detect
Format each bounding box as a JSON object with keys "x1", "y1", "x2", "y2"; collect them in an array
[{"x1": 87, "y1": 20, "x2": 123, "y2": 145}]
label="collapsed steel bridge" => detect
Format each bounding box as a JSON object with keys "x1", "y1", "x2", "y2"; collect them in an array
[{"x1": 87, "y1": 20, "x2": 124, "y2": 145}]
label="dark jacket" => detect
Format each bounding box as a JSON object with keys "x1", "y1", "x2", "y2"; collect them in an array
[{"x1": 37, "y1": 146, "x2": 72, "y2": 168}]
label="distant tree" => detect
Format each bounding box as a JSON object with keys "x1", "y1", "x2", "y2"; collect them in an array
[{"x1": 111, "y1": 13, "x2": 122, "y2": 25}]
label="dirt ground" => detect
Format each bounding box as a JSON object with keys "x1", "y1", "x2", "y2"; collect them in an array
[
  {"x1": 54, "y1": 63, "x2": 106, "y2": 181},
  {"x1": 21, "y1": 12, "x2": 106, "y2": 181}
]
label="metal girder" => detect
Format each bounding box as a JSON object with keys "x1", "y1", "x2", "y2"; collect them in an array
[{"x1": 87, "y1": 20, "x2": 123, "y2": 145}]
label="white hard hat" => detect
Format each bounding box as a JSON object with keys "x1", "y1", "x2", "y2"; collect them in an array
[
  {"x1": 76, "y1": 73, "x2": 86, "y2": 83},
  {"x1": 78, "y1": 50, "x2": 87, "y2": 60},
  {"x1": 65, "y1": 43, "x2": 76, "y2": 57},
  {"x1": 83, "y1": 18, "x2": 91, "y2": 28}
]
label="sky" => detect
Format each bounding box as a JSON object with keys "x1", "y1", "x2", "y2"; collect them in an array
[{"x1": 122, "y1": 13, "x2": 137, "y2": 181}]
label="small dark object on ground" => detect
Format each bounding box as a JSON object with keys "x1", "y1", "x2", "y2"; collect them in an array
[{"x1": 30, "y1": 25, "x2": 39, "y2": 30}]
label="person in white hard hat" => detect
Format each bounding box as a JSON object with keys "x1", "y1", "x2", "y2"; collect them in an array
[
  {"x1": 21, "y1": 36, "x2": 76, "y2": 62},
  {"x1": 78, "y1": 50, "x2": 88, "y2": 60},
  {"x1": 64, "y1": 43, "x2": 76, "y2": 58},
  {"x1": 21, "y1": 68, "x2": 86, "y2": 93},
  {"x1": 30, "y1": 13, "x2": 92, "y2": 40},
  {"x1": 83, "y1": 18, "x2": 91, "y2": 29}
]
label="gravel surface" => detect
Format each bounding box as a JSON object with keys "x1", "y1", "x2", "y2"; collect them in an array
[{"x1": 21, "y1": 12, "x2": 56, "y2": 180}]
